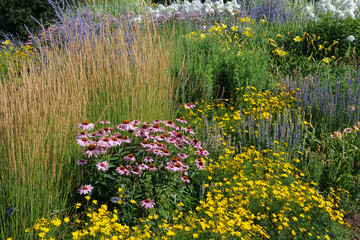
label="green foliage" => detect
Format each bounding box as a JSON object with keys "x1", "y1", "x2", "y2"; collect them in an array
[
  {"x1": 304, "y1": 12, "x2": 360, "y2": 64},
  {"x1": 0, "y1": 0, "x2": 62, "y2": 41},
  {"x1": 301, "y1": 125, "x2": 360, "y2": 202}
]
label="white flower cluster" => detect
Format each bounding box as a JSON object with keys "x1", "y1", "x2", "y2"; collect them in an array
[
  {"x1": 148, "y1": 0, "x2": 241, "y2": 19},
  {"x1": 305, "y1": 0, "x2": 360, "y2": 21}
]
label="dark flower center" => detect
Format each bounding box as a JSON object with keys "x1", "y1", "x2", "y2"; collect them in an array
[
  {"x1": 103, "y1": 137, "x2": 109, "y2": 142},
  {"x1": 82, "y1": 121, "x2": 89, "y2": 125},
  {"x1": 88, "y1": 144, "x2": 95, "y2": 150},
  {"x1": 129, "y1": 153, "x2": 134, "y2": 157},
  {"x1": 149, "y1": 164, "x2": 155, "y2": 168},
  {"x1": 123, "y1": 119, "x2": 130, "y2": 124},
  {"x1": 82, "y1": 137, "x2": 88, "y2": 141}
]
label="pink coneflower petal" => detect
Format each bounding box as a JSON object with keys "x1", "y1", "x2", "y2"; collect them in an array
[
  {"x1": 140, "y1": 198, "x2": 155, "y2": 209},
  {"x1": 195, "y1": 158, "x2": 206, "y2": 170},
  {"x1": 184, "y1": 102, "x2": 196, "y2": 109},
  {"x1": 116, "y1": 166, "x2": 130, "y2": 176},
  {"x1": 78, "y1": 121, "x2": 95, "y2": 131},
  {"x1": 177, "y1": 153, "x2": 188, "y2": 159},
  {"x1": 148, "y1": 163, "x2": 157, "y2": 172},
  {"x1": 195, "y1": 148, "x2": 209, "y2": 157},
  {"x1": 77, "y1": 137, "x2": 92, "y2": 147},
  {"x1": 180, "y1": 175, "x2": 190, "y2": 183},
  {"x1": 144, "y1": 156, "x2": 154, "y2": 163},
  {"x1": 76, "y1": 131, "x2": 87, "y2": 139},
  {"x1": 96, "y1": 161, "x2": 109, "y2": 171},
  {"x1": 83, "y1": 144, "x2": 103, "y2": 158},
  {"x1": 100, "y1": 120, "x2": 111, "y2": 124},
  {"x1": 124, "y1": 153, "x2": 136, "y2": 162},
  {"x1": 79, "y1": 184, "x2": 93, "y2": 195},
  {"x1": 77, "y1": 159, "x2": 88, "y2": 165},
  {"x1": 176, "y1": 117, "x2": 188, "y2": 123}
]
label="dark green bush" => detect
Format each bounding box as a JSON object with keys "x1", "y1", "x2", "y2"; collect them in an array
[{"x1": 0, "y1": 0, "x2": 84, "y2": 41}]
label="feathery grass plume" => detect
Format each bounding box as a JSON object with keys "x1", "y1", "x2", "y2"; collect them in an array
[{"x1": 0, "y1": 6, "x2": 176, "y2": 239}]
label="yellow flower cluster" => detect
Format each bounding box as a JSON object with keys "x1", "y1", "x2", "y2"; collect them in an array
[
  {"x1": 186, "y1": 85, "x2": 299, "y2": 134},
  {"x1": 268, "y1": 32, "x2": 338, "y2": 62},
  {"x1": 184, "y1": 18, "x2": 255, "y2": 55},
  {"x1": 155, "y1": 147, "x2": 346, "y2": 239},
  {"x1": 1, "y1": 40, "x2": 35, "y2": 74}
]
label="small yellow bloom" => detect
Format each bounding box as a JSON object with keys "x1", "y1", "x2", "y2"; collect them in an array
[
  {"x1": 293, "y1": 36, "x2": 301, "y2": 42},
  {"x1": 75, "y1": 203, "x2": 81, "y2": 209},
  {"x1": 230, "y1": 26, "x2": 238, "y2": 31},
  {"x1": 274, "y1": 48, "x2": 287, "y2": 57},
  {"x1": 85, "y1": 196, "x2": 91, "y2": 201},
  {"x1": 322, "y1": 57, "x2": 330, "y2": 63},
  {"x1": 64, "y1": 217, "x2": 70, "y2": 223},
  {"x1": 130, "y1": 199, "x2": 137, "y2": 204}
]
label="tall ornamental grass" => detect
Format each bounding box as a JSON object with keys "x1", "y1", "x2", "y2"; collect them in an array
[{"x1": 0, "y1": 17, "x2": 177, "y2": 239}]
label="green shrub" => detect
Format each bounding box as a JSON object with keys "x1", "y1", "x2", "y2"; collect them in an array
[{"x1": 0, "y1": 0, "x2": 82, "y2": 41}]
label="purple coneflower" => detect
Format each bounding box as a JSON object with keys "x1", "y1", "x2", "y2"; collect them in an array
[
  {"x1": 164, "y1": 120, "x2": 179, "y2": 130},
  {"x1": 196, "y1": 148, "x2": 209, "y2": 157},
  {"x1": 96, "y1": 161, "x2": 109, "y2": 171},
  {"x1": 138, "y1": 164, "x2": 149, "y2": 171},
  {"x1": 124, "y1": 153, "x2": 136, "y2": 162},
  {"x1": 177, "y1": 153, "x2": 188, "y2": 159},
  {"x1": 77, "y1": 137, "x2": 92, "y2": 147},
  {"x1": 97, "y1": 137, "x2": 113, "y2": 148},
  {"x1": 140, "y1": 198, "x2": 155, "y2": 209},
  {"x1": 153, "y1": 119, "x2": 163, "y2": 124},
  {"x1": 77, "y1": 159, "x2": 88, "y2": 165},
  {"x1": 76, "y1": 131, "x2": 87, "y2": 139},
  {"x1": 182, "y1": 126, "x2": 195, "y2": 134},
  {"x1": 83, "y1": 144, "x2": 103, "y2": 158},
  {"x1": 143, "y1": 156, "x2": 154, "y2": 163},
  {"x1": 176, "y1": 117, "x2": 188, "y2": 123},
  {"x1": 116, "y1": 166, "x2": 130, "y2": 176},
  {"x1": 195, "y1": 159, "x2": 206, "y2": 170},
  {"x1": 78, "y1": 121, "x2": 95, "y2": 131},
  {"x1": 79, "y1": 184, "x2": 93, "y2": 195},
  {"x1": 180, "y1": 176, "x2": 190, "y2": 183},
  {"x1": 148, "y1": 163, "x2": 158, "y2": 171},
  {"x1": 131, "y1": 166, "x2": 142, "y2": 176},
  {"x1": 131, "y1": 120, "x2": 141, "y2": 125},
  {"x1": 100, "y1": 120, "x2": 111, "y2": 124},
  {"x1": 184, "y1": 102, "x2": 196, "y2": 109}
]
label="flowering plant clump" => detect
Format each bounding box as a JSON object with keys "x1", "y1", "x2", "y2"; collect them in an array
[
  {"x1": 186, "y1": 85, "x2": 306, "y2": 153},
  {"x1": 75, "y1": 118, "x2": 208, "y2": 223},
  {"x1": 0, "y1": 40, "x2": 36, "y2": 82}
]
